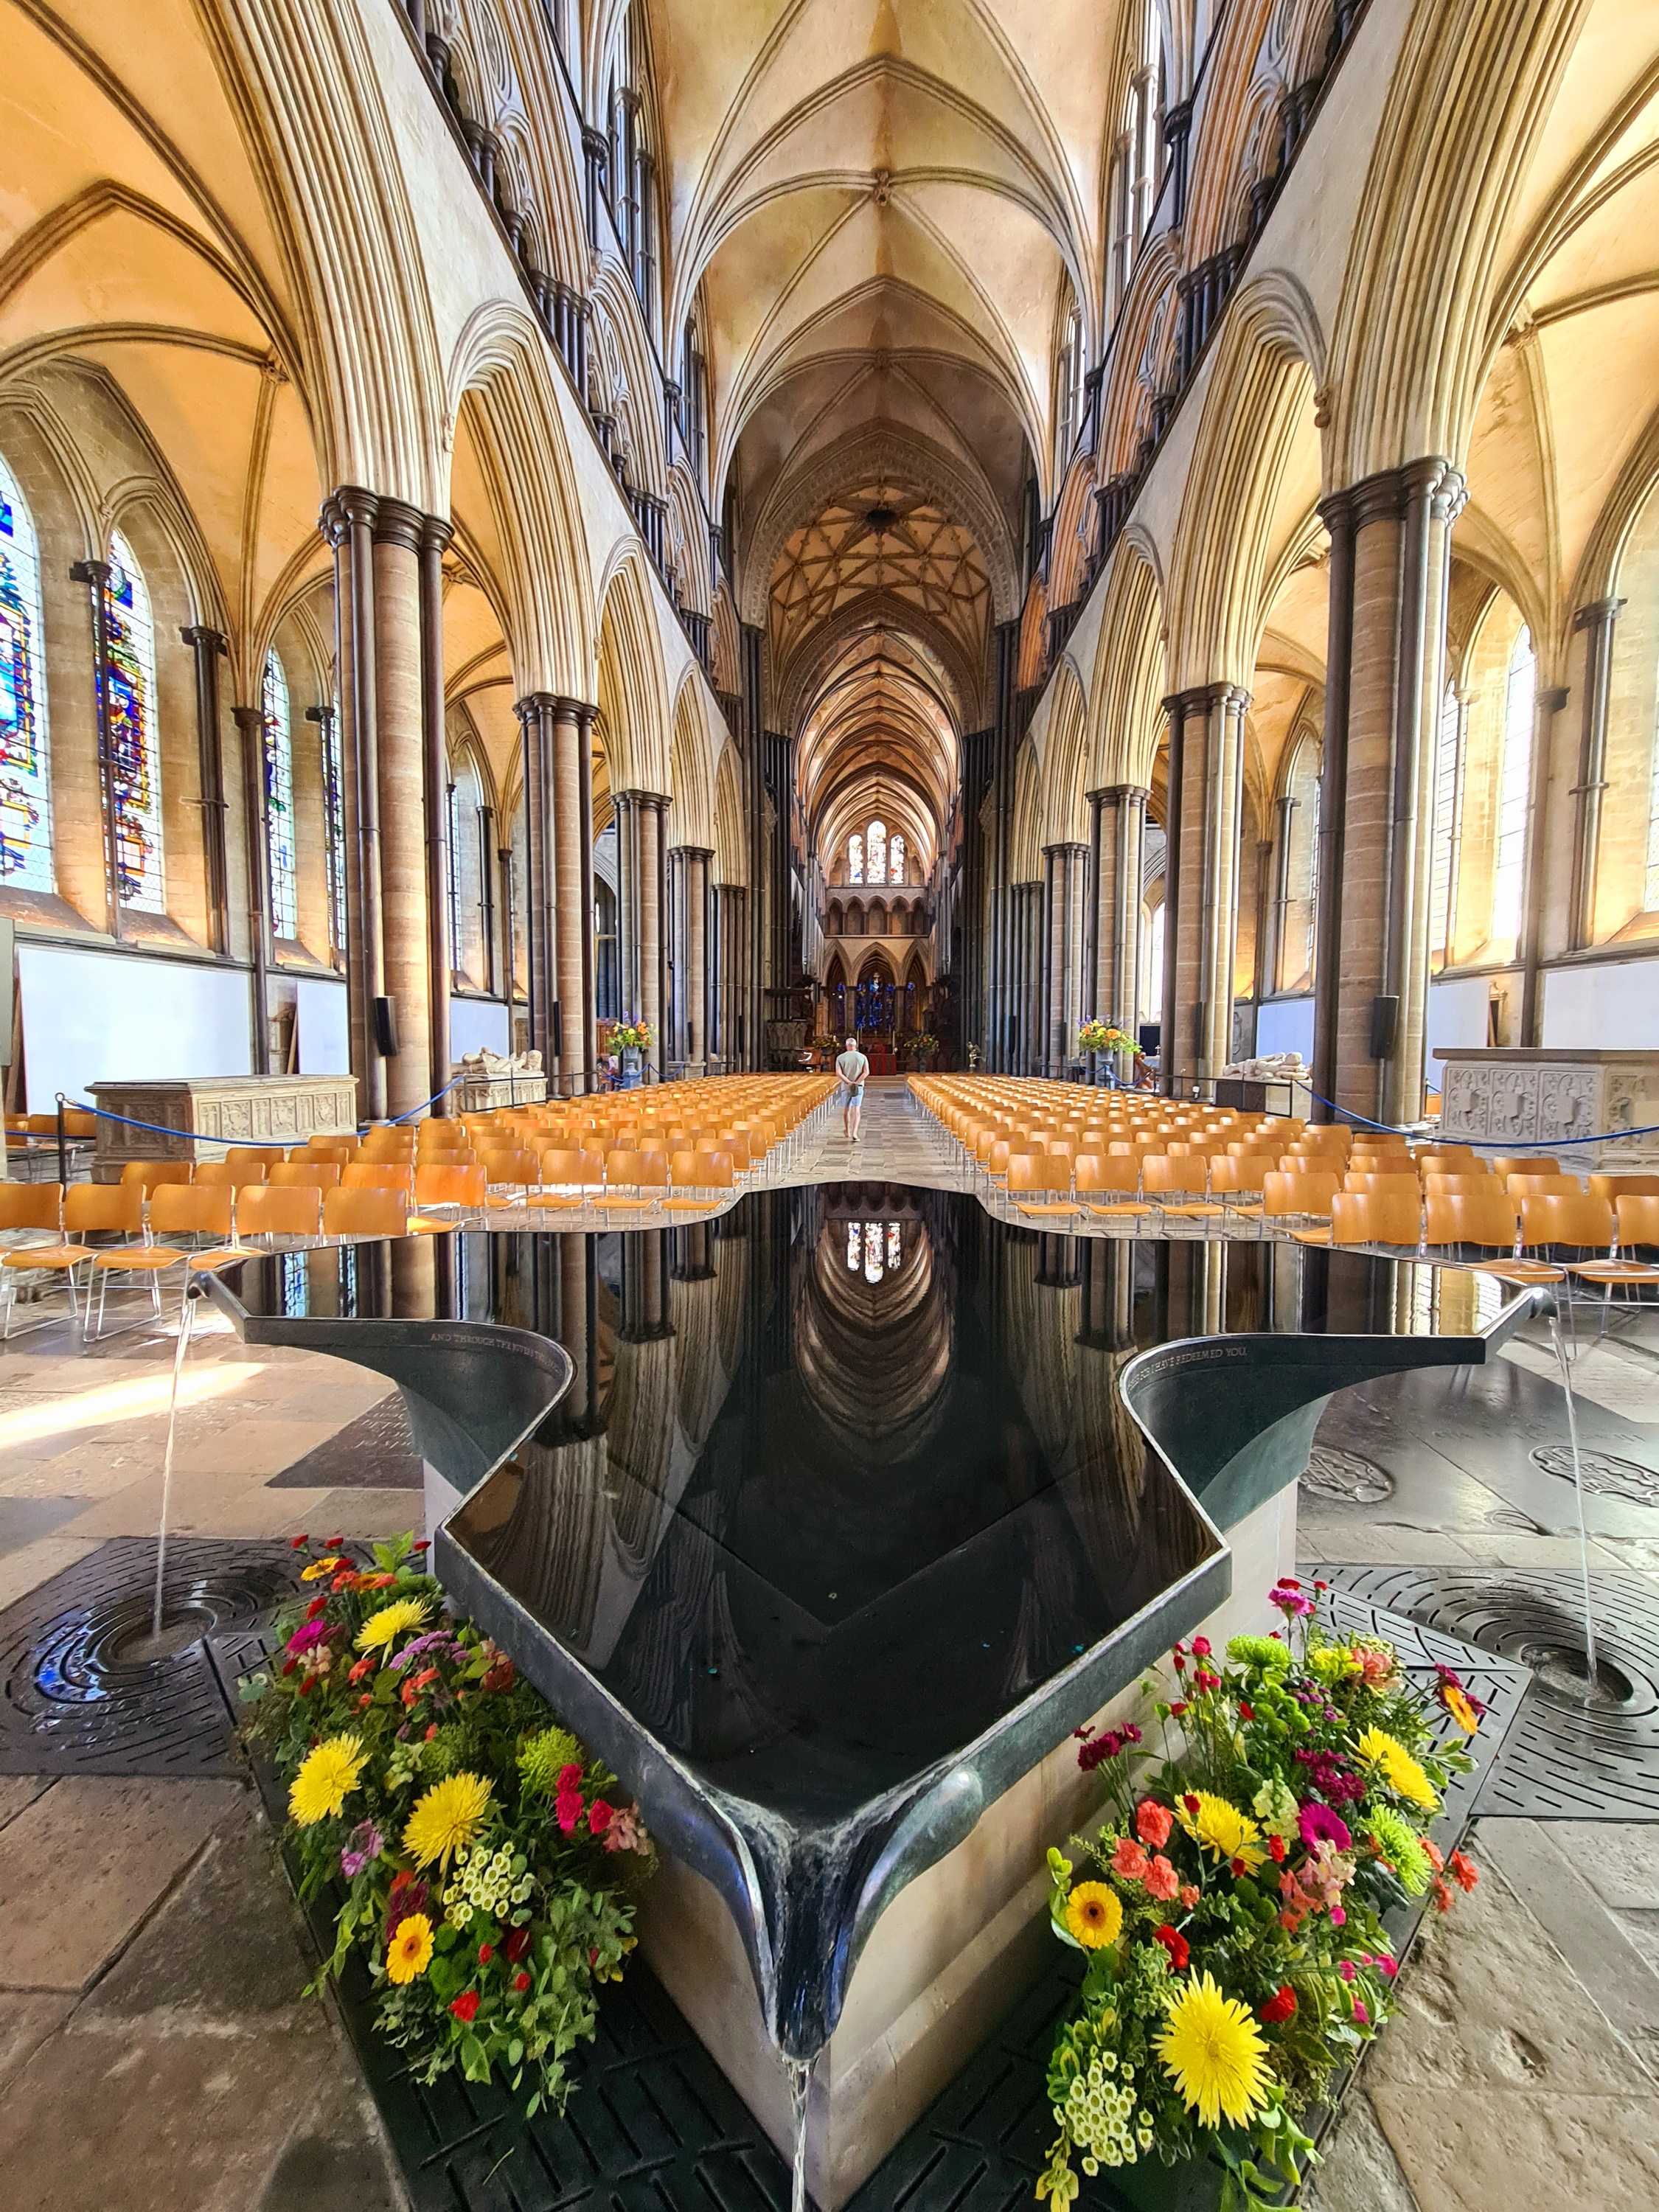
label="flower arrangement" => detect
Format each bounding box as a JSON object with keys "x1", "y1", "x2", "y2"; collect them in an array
[
  {"x1": 1077, "y1": 1019, "x2": 1137, "y2": 1057},
  {"x1": 608, "y1": 1018, "x2": 655, "y2": 1053},
  {"x1": 1037, "y1": 1579, "x2": 1480, "y2": 2211},
  {"x1": 245, "y1": 1534, "x2": 654, "y2": 2117}
]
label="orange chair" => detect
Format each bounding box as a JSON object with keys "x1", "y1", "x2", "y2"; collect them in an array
[
  {"x1": 147, "y1": 1183, "x2": 234, "y2": 1247},
  {"x1": 667, "y1": 1148, "x2": 734, "y2": 1198},
  {"x1": 236, "y1": 1183, "x2": 325, "y2": 1241},
  {"x1": 1262, "y1": 1170, "x2": 1341, "y2": 1239},
  {"x1": 1506, "y1": 1173, "x2": 1581, "y2": 1199},
  {"x1": 1591, "y1": 1173, "x2": 1659, "y2": 1204},
  {"x1": 1142, "y1": 1155, "x2": 1225, "y2": 1220},
  {"x1": 0, "y1": 1183, "x2": 74, "y2": 1336},
  {"x1": 414, "y1": 1163, "x2": 487, "y2": 1211},
  {"x1": 119, "y1": 1161, "x2": 195, "y2": 1194},
  {"x1": 1008, "y1": 1152, "x2": 1079, "y2": 1216},
  {"x1": 1330, "y1": 1190, "x2": 1422, "y2": 1250},
  {"x1": 269, "y1": 1160, "x2": 342, "y2": 1190},
  {"x1": 602, "y1": 1150, "x2": 669, "y2": 1209},
  {"x1": 538, "y1": 1147, "x2": 605, "y2": 1194},
  {"x1": 1074, "y1": 1153, "x2": 1155, "y2": 1220},
  {"x1": 1344, "y1": 1170, "x2": 1421, "y2": 1200},
  {"x1": 342, "y1": 1162, "x2": 416, "y2": 1195},
  {"x1": 1423, "y1": 1190, "x2": 1517, "y2": 1253},
  {"x1": 195, "y1": 1158, "x2": 268, "y2": 1191},
  {"x1": 1417, "y1": 1148, "x2": 1481, "y2": 1175},
  {"x1": 1519, "y1": 1192, "x2": 1614, "y2": 1259},
  {"x1": 1423, "y1": 1173, "x2": 1498, "y2": 1198},
  {"x1": 1617, "y1": 1194, "x2": 1659, "y2": 1253},
  {"x1": 233, "y1": 1147, "x2": 289, "y2": 1169},
  {"x1": 304, "y1": 1138, "x2": 357, "y2": 1163},
  {"x1": 322, "y1": 1186, "x2": 410, "y2": 1239},
  {"x1": 90, "y1": 1183, "x2": 234, "y2": 1335},
  {"x1": 1495, "y1": 1155, "x2": 1559, "y2": 1178}
]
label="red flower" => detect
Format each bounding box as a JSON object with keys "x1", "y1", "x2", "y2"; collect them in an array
[
  {"x1": 555, "y1": 1789, "x2": 583, "y2": 1835},
  {"x1": 1191, "y1": 1636, "x2": 1211, "y2": 1658},
  {"x1": 1237, "y1": 1701, "x2": 1254, "y2": 1721},
  {"x1": 557, "y1": 1763, "x2": 583, "y2": 1790},
  {"x1": 291, "y1": 1534, "x2": 310, "y2": 1549},
  {"x1": 513, "y1": 1971, "x2": 531, "y2": 1992},
  {"x1": 412, "y1": 1540, "x2": 431, "y2": 1553},
  {"x1": 1268, "y1": 1834, "x2": 1286, "y2": 1863},
  {"x1": 1231, "y1": 1857, "x2": 1247, "y2": 1878},
  {"x1": 1172, "y1": 1652, "x2": 1187, "y2": 1672},
  {"x1": 1112, "y1": 1837, "x2": 1150, "y2": 1881},
  {"x1": 504, "y1": 1927, "x2": 532, "y2": 1963},
  {"x1": 479, "y1": 1943, "x2": 494, "y2": 1964},
  {"x1": 1151, "y1": 1924, "x2": 1189, "y2": 1972},
  {"x1": 357, "y1": 1693, "x2": 372, "y2": 1710},
  {"x1": 424, "y1": 1722, "x2": 438, "y2": 1740},
  {"x1": 324, "y1": 1536, "x2": 343, "y2": 1548},
  {"x1": 280, "y1": 1656, "x2": 298, "y2": 1677},
  {"x1": 449, "y1": 1991, "x2": 480, "y2": 2023},
  {"x1": 588, "y1": 1800, "x2": 615, "y2": 1837},
  {"x1": 297, "y1": 1677, "x2": 315, "y2": 1697},
  {"x1": 1449, "y1": 1849, "x2": 1479, "y2": 1893},
  {"x1": 1183, "y1": 1794, "x2": 1200, "y2": 1815},
  {"x1": 1431, "y1": 1878, "x2": 1454, "y2": 1914},
  {"x1": 1260, "y1": 1985, "x2": 1297, "y2": 2025},
  {"x1": 1169, "y1": 1702, "x2": 1188, "y2": 1717},
  {"x1": 305, "y1": 1595, "x2": 328, "y2": 1621}
]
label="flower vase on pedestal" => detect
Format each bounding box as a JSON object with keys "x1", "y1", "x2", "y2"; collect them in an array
[{"x1": 621, "y1": 1048, "x2": 642, "y2": 1090}]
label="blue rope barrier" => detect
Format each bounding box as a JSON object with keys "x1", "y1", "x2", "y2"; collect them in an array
[
  {"x1": 1301, "y1": 1087, "x2": 1659, "y2": 1150},
  {"x1": 60, "y1": 1073, "x2": 467, "y2": 1149}
]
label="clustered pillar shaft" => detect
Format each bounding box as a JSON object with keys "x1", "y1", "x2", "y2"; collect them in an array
[
  {"x1": 232, "y1": 703, "x2": 273, "y2": 1074},
  {"x1": 1090, "y1": 785, "x2": 1147, "y2": 1046},
  {"x1": 372, "y1": 501, "x2": 431, "y2": 1119},
  {"x1": 181, "y1": 625, "x2": 232, "y2": 957}
]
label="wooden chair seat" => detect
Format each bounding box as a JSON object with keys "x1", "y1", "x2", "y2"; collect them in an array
[
  {"x1": 1568, "y1": 1259, "x2": 1659, "y2": 1284},
  {"x1": 1290, "y1": 1225, "x2": 1332, "y2": 1245},
  {"x1": 1, "y1": 1243, "x2": 93, "y2": 1270},
  {"x1": 91, "y1": 1245, "x2": 187, "y2": 1273}
]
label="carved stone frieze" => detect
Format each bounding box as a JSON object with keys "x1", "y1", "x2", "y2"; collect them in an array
[
  {"x1": 88, "y1": 1076, "x2": 360, "y2": 1178},
  {"x1": 1434, "y1": 1050, "x2": 1659, "y2": 1164}
]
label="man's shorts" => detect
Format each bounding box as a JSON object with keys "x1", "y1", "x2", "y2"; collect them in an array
[{"x1": 841, "y1": 1082, "x2": 865, "y2": 1106}]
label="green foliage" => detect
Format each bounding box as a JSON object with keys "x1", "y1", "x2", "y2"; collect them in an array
[{"x1": 248, "y1": 1534, "x2": 655, "y2": 2115}]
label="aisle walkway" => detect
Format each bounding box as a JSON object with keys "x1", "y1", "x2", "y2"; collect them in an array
[{"x1": 779, "y1": 1077, "x2": 972, "y2": 1192}]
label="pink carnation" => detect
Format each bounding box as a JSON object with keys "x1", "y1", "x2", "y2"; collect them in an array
[
  {"x1": 1144, "y1": 1854, "x2": 1180, "y2": 1902},
  {"x1": 1135, "y1": 1799, "x2": 1174, "y2": 1849},
  {"x1": 1112, "y1": 1837, "x2": 1150, "y2": 1881}
]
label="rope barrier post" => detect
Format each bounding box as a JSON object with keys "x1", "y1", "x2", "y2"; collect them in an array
[{"x1": 55, "y1": 1093, "x2": 68, "y2": 1188}]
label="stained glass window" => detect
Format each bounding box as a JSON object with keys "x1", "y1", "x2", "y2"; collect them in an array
[
  {"x1": 886, "y1": 1221, "x2": 900, "y2": 1271},
  {"x1": 1490, "y1": 625, "x2": 1535, "y2": 947},
  {"x1": 262, "y1": 651, "x2": 297, "y2": 938},
  {"x1": 446, "y1": 778, "x2": 462, "y2": 972},
  {"x1": 863, "y1": 1220, "x2": 883, "y2": 1284},
  {"x1": 848, "y1": 832, "x2": 863, "y2": 883},
  {"x1": 866, "y1": 818, "x2": 887, "y2": 884},
  {"x1": 321, "y1": 698, "x2": 347, "y2": 960},
  {"x1": 1429, "y1": 682, "x2": 1461, "y2": 964},
  {"x1": 102, "y1": 532, "x2": 164, "y2": 912},
  {"x1": 0, "y1": 453, "x2": 52, "y2": 891},
  {"x1": 888, "y1": 833, "x2": 905, "y2": 884},
  {"x1": 846, "y1": 1222, "x2": 861, "y2": 1273}
]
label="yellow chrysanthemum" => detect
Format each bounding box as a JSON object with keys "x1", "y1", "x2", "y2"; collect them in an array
[
  {"x1": 300, "y1": 1555, "x2": 347, "y2": 1582},
  {"x1": 1175, "y1": 1790, "x2": 1266, "y2": 1871},
  {"x1": 288, "y1": 1733, "x2": 366, "y2": 1826},
  {"x1": 1063, "y1": 1881, "x2": 1123, "y2": 1950},
  {"x1": 386, "y1": 1911, "x2": 434, "y2": 1983},
  {"x1": 402, "y1": 1770, "x2": 493, "y2": 1868},
  {"x1": 1155, "y1": 1972, "x2": 1276, "y2": 2129},
  {"x1": 355, "y1": 1595, "x2": 432, "y2": 1654},
  {"x1": 1354, "y1": 1727, "x2": 1439, "y2": 1812}
]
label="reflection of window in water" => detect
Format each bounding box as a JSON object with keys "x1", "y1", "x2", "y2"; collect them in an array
[
  {"x1": 281, "y1": 1251, "x2": 308, "y2": 1315},
  {"x1": 887, "y1": 1221, "x2": 901, "y2": 1270},
  {"x1": 848, "y1": 1220, "x2": 902, "y2": 1281},
  {"x1": 847, "y1": 1222, "x2": 861, "y2": 1273},
  {"x1": 865, "y1": 1222, "x2": 883, "y2": 1283}
]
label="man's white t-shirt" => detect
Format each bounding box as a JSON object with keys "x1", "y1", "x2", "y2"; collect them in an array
[{"x1": 835, "y1": 1048, "x2": 869, "y2": 1088}]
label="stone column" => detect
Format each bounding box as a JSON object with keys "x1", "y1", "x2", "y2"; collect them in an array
[
  {"x1": 232, "y1": 704, "x2": 273, "y2": 1074},
  {"x1": 1568, "y1": 597, "x2": 1623, "y2": 950},
  {"x1": 1161, "y1": 688, "x2": 1206, "y2": 1094},
  {"x1": 613, "y1": 789, "x2": 639, "y2": 1026},
  {"x1": 1520, "y1": 684, "x2": 1568, "y2": 1044},
  {"x1": 181, "y1": 626, "x2": 230, "y2": 955},
  {"x1": 419, "y1": 516, "x2": 453, "y2": 1104},
  {"x1": 1042, "y1": 850, "x2": 1060, "y2": 1074},
  {"x1": 321, "y1": 489, "x2": 385, "y2": 1119},
  {"x1": 1044, "y1": 844, "x2": 1088, "y2": 1076},
  {"x1": 371, "y1": 501, "x2": 431, "y2": 1119},
  {"x1": 740, "y1": 622, "x2": 765, "y2": 1068},
  {"x1": 1312, "y1": 461, "x2": 1464, "y2": 1124},
  {"x1": 637, "y1": 794, "x2": 668, "y2": 1079},
  {"x1": 686, "y1": 849, "x2": 710, "y2": 1073},
  {"x1": 513, "y1": 692, "x2": 557, "y2": 1072},
  {"x1": 1105, "y1": 787, "x2": 1148, "y2": 1040},
  {"x1": 552, "y1": 698, "x2": 593, "y2": 1093}
]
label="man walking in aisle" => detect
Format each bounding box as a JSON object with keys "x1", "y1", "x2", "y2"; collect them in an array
[{"x1": 836, "y1": 1034, "x2": 870, "y2": 1145}]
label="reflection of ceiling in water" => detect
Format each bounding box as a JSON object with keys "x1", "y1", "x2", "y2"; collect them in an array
[{"x1": 796, "y1": 1194, "x2": 952, "y2": 1460}]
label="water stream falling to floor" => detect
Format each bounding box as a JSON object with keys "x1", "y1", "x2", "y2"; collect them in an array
[
  {"x1": 1547, "y1": 1298, "x2": 1599, "y2": 1698},
  {"x1": 785, "y1": 2056, "x2": 813, "y2": 2212},
  {"x1": 151, "y1": 1279, "x2": 198, "y2": 1641}
]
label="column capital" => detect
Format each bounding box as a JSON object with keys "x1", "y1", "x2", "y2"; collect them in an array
[
  {"x1": 230, "y1": 703, "x2": 265, "y2": 731},
  {"x1": 68, "y1": 557, "x2": 112, "y2": 588},
  {"x1": 420, "y1": 512, "x2": 454, "y2": 557},
  {"x1": 372, "y1": 497, "x2": 425, "y2": 553},
  {"x1": 512, "y1": 690, "x2": 559, "y2": 726},
  {"x1": 551, "y1": 695, "x2": 598, "y2": 726},
  {"x1": 179, "y1": 624, "x2": 228, "y2": 653},
  {"x1": 1572, "y1": 596, "x2": 1627, "y2": 633},
  {"x1": 319, "y1": 486, "x2": 380, "y2": 545},
  {"x1": 1041, "y1": 841, "x2": 1089, "y2": 859},
  {"x1": 669, "y1": 843, "x2": 714, "y2": 861},
  {"x1": 614, "y1": 786, "x2": 672, "y2": 810}
]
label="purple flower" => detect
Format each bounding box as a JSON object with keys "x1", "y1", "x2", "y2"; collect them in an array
[
  {"x1": 390, "y1": 1630, "x2": 463, "y2": 1673},
  {"x1": 1270, "y1": 1582, "x2": 1315, "y2": 1618},
  {"x1": 340, "y1": 1820, "x2": 385, "y2": 1880},
  {"x1": 285, "y1": 1618, "x2": 331, "y2": 1656},
  {"x1": 1299, "y1": 1802, "x2": 1353, "y2": 1853}
]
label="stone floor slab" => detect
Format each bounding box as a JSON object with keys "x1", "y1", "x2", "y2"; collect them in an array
[{"x1": 0, "y1": 1775, "x2": 242, "y2": 1990}]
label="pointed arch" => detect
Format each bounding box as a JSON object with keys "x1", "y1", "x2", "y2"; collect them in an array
[
  {"x1": 1037, "y1": 656, "x2": 1090, "y2": 846},
  {"x1": 596, "y1": 544, "x2": 673, "y2": 793},
  {"x1": 669, "y1": 665, "x2": 718, "y2": 848},
  {"x1": 1086, "y1": 533, "x2": 1166, "y2": 790}
]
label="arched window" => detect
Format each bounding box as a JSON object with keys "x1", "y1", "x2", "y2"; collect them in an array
[
  {"x1": 1275, "y1": 735, "x2": 1321, "y2": 995},
  {"x1": 607, "y1": 6, "x2": 658, "y2": 331},
  {"x1": 1429, "y1": 681, "x2": 1464, "y2": 970},
  {"x1": 0, "y1": 451, "x2": 52, "y2": 891},
  {"x1": 321, "y1": 698, "x2": 347, "y2": 963},
  {"x1": 1489, "y1": 625, "x2": 1536, "y2": 948},
  {"x1": 103, "y1": 532, "x2": 164, "y2": 913},
  {"x1": 888, "y1": 832, "x2": 905, "y2": 884},
  {"x1": 681, "y1": 313, "x2": 706, "y2": 485},
  {"x1": 866, "y1": 817, "x2": 887, "y2": 883},
  {"x1": 1145, "y1": 897, "x2": 1165, "y2": 1031},
  {"x1": 848, "y1": 831, "x2": 863, "y2": 883},
  {"x1": 1055, "y1": 299, "x2": 1084, "y2": 471},
  {"x1": 262, "y1": 652, "x2": 297, "y2": 939},
  {"x1": 1107, "y1": 3, "x2": 1166, "y2": 322}
]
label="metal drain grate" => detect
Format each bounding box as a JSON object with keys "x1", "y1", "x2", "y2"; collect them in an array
[
  {"x1": 1530, "y1": 1445, "x2": 1659, "y2": 1506},
  {"x1": 1301, "y1": 1444, "x2": 1394, "y2": 1504},
  {"x1": 0, "y1": 1538, "x2": 305, "y2": 1776},
  {"x1": 1318, "y1": 1565, "x2": 1659, "y2": 1819}
]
